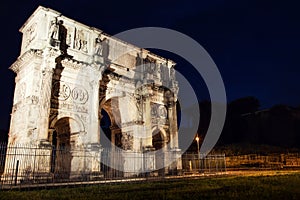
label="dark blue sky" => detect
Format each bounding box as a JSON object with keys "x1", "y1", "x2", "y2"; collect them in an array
[{"x1": 0, "y1": 0, "x2": 300, "y2": 130}]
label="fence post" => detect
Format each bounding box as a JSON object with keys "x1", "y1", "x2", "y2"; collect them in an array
[
  {"x1": 215, "y1": 155, "x2": 218, "y2": 172},
  {"x1": 224, "y1": 154, "x2": 227, "y2": 172},
  {"x1": 33, "y1": 145, "x2": 37, "y2": 182},
  {"x1": 10, "y1": 145, "x2": 17, "y2": 186},
  {"x1": 14, "y1": 160, "x2": 19, "y2": 186}
]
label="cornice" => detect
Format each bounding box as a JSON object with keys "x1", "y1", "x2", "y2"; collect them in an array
[
  {"x1": 9, "y1": 49, "x2": 43, "y2": 73},
  {"x1": 61, "y1": 58, "x2": 89, "y2": 70}
]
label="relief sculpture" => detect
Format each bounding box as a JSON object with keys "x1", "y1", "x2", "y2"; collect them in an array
[
  {"x1": 121, "y1": 132, "x2": 133, "y2": 151},
  {"x1": 52, "y1": 82, "x2": 89, "y2": 104},
  {"x1": 25, "y1": 23, "x2": 37, "y2": 48},
  {"x1": 74, "y1": 29, "x2": 88, "y2": 52},
  {"x1": 151, "y1": 104, "x2": 167, "y2": 119},
  {"x1": 52, "y1": 82, "x2": 71, "y2": 100},
  {"x1": 71, "y1": 87, "x2": 88, "y2": 104}
]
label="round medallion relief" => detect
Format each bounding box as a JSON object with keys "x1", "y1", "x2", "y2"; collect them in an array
[
  {"x1": 52, "y1": 82, "x2": 71, "y2": 100},
  {"x1": 71, "y1": 87, "x2": 88, "y2": 104},
  {"x1": 158, "y1": 105, "x2": 167, "y2": 118}
]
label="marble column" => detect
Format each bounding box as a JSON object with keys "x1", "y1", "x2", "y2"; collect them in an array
[
  {"x1": 39, "y1": 68, "x2": 54, "y2": 142},
  {"x1": 143, "y1": 94, "x2": 152, "y2": 147},
  {"x1": 168, "y1": 101, "x2": 179, "y2": 149},
  {"x1": 110, "y1": 128, "x2": 117, "y2": 149},
  {"x1": 39, "y1": 49, "x2": 57, "y2": 144},
  {"x1": 88, "y1": 79, "x2": 100, "y2": 144}
]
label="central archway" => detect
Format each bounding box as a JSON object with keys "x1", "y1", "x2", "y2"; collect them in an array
[
  {"x1": 50, "y1": 117, "x2": 80, "y2": 178},
  {"x1": 99, "y1": 98, "x2": 123, "y2": 177},
  {"x1": 99, "y1": 109, "x2": 112, "y2": 148},
  {"x1": 50, "y1": 117, "x2": 73, "y2": 178},
  {"x1": 99, "y1": 98, "x2": 121, "y2": 148}
]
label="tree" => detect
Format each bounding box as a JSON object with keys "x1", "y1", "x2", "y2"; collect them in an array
[{"x1": 228, "y1": 96, "x2": 260, "y2": 115}]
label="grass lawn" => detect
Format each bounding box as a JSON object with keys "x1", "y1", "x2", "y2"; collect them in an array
[{"x1": 1, "y1": 170, "x2": 300, "y2": 200}]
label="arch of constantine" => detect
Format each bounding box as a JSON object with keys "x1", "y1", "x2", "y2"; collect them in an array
[{"x1": 3, "y1": 6, "x2": 181, "y2": 181}]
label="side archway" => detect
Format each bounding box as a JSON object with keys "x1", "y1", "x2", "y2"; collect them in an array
[
  {"x1": 50, "y1": 114, "x2": 85, "y2": 134},
  {"x1": 152, "y1": 127, "x2": 167, "y2": 150}
]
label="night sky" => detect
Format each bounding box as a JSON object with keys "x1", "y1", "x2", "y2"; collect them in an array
[{"x1": 0, "y1": 0, "x2": 300, "y2": 131}]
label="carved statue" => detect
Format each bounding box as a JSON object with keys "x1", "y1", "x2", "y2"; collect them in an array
[
  {"x1": 170, "y1": 67, "x2": 175, "y2": 80},
  {"x1": 48, "y1": 19, "x2": 65, "y2": 48},
  {"x1": 49, "y1": 18, "x2": 59, "y2": 40},
  {"x1": 149, "y1": 62, "x2": 156, "y2": 74},
  {"x1": 94, "y1": 37, "x2": 103, "y2": 55},
  {"x1": 136, "y1": 97, "x2": 143, "y2": 121}
]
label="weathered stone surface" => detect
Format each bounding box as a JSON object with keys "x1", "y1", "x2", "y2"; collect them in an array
[{"x1": 4, "y1": 6, "x2": 181, "y2": 179}]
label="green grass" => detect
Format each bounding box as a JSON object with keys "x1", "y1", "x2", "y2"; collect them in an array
[{"x1": 1, "y1": 171, "x2": 300, "y2": 200}]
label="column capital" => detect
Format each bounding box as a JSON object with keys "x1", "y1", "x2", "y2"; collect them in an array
[{"x1": 167, "y1": 101, "x2": 177, "y2": 107}]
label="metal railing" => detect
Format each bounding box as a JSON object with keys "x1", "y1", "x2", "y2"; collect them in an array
[
  {"x1": 181, "y1": 153, "x2": 227, "y2": 174},
  {"x1": 0, "y1": 143, "x2": 226, "y2": 189}
]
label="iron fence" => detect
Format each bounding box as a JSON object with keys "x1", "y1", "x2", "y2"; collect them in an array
[
  {"x1": 0, "y1": 143, "x2": 226, "y2": 189},
  {"x1": 181, "y1": 153, "x2": 227, "y2": 174}
]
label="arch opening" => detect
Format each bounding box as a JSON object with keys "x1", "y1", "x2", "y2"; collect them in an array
[{"x1": 50, "y1": 117, "x2": 74, "y2": 178}]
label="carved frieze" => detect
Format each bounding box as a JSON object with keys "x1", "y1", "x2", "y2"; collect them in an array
[
  {"x1": 120, "y1": 121, "x2": 136, "y2": 128},
  {"x1": 50, "y1": 99, "x2": 88, "y2": 113},
  {"x1": 61, "y1": 58, "x2": 88, "y2": 70},
  {"x1": 24, "y1": 22, "x2": 37, "y2": 48},
  {"x1": 9, "y1": 49, "x2": 43, "y2": 73}
]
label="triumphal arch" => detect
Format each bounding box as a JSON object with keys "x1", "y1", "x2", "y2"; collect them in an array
[{"x1": 4, "y1": 6, "x2": 181, "y2": 180}]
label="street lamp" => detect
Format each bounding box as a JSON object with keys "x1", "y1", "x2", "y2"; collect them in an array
[{"x1": 195, "y1": 135, "x2": 200, "y2": 172}]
